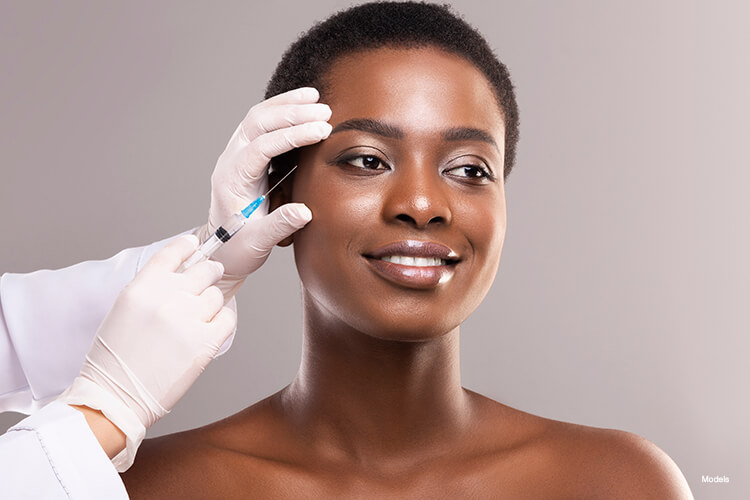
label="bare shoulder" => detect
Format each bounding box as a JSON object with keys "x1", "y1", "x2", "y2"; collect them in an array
[
  {"x1": 121, "y1": 395, "x2": 284, "y2": 499},
  {"x1": 467, "y1": 392, "x2": 693, "y2": 499},
  {"x1": 120, "y1": 427, "x2": 222, "y2": 499},
  {"x1": 566, "y1": 426, "x2": 695, "y2": 500},
  {"x1": 484, "y1": 403, "x2": 693, "y2": 500}
]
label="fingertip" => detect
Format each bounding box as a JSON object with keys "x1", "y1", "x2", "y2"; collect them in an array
[
  {"x1": 224, "y1": 304, "x2": 237, "y2": 320},
  {"x1": 280, "y1": 203, "x2": 313, "y2": 227},
  {"x1": 166, "y1": 233, "x2": 198, "y2": 250},
  {"x1": 300, "y1": 87, "x2": 320, "y2": 101},
  {"x1": 213, "y1": 260, "x2": 225, "y2": 276},
  {"x1": 319, "y1": 121, "x2": 333, "y2": 137},
  {"x1": 320, "y1": 103, "x2": 332, "y2": 119},
  {"x1": 182, "y1": 233, "x2": 200, "y2": 248},
  {"x1": 214, "y1": 306, "x2": 238, "y2": 336},
  {"x1": 206, "y1": 285, "x2": 225, "y2": 305},
  {"x1": 294, "y1": 203, "x2": 313, "y2": 223},
  {"x1": 175, "y1": 233, "x2": 200, "y2": 260},
  {"x1": 144, "y1": 233, "x2": 200, "y2": 272}
]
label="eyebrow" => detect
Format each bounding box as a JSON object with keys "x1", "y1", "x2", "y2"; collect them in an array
[{"x1": 330, "y1": 118, "x2": 500, "y2": 152}]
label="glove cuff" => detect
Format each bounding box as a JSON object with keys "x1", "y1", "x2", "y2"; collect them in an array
[{"x1": 57, "y1": 377, "x2": 147, "y2": 472}]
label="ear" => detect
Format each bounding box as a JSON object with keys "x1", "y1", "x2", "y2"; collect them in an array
[{"x1": 267, "y1": 167, "x2": 296, "y2": 247}]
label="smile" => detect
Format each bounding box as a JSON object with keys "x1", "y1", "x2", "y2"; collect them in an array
[
  {"x1": 377, "y1": 255, "x2": 447, "y2": 267},
  {"x1": 363, "y1": 240, "x2": 461, "y2": 290}
]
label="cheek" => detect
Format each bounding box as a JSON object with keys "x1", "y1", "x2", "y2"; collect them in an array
[
  {"x1": 456, "y1": 190, "x2": 507, "y2": 299},
  {"x1": 288, "y1": 164, "x2": 378, "y2": 302},
  {"x1": 292, "y1": 165, "x2": 381, "y2": 240},
  {"x1": 459, "y1": 188, "x2": 505, "y2": 252}
]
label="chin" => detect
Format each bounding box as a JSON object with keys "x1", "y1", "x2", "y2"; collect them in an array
[
  {"x1": 297, "y1": 251, "x2": 492, "y2": 343},
  {"x1": 363, "y1": 324, "x2": 459, "y2": 343},
  {"x1": 341, "y1": 302, "x2": 466, "y2": 343}
]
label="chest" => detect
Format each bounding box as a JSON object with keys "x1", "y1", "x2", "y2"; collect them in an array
[{"x1": 184, "y1": 454, "x2": 588, "y2": 500}]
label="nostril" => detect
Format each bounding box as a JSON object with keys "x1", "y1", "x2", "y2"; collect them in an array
[{"x1": 395, "y1": 213, "x2": 446, "y2": 227}]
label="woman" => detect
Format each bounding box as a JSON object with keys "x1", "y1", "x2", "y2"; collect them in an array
[{"x1": 122, "y1": 2, "x2": 693, "y2": 498}]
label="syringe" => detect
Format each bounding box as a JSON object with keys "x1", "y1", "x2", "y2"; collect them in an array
[{"x1": 177, "y1": 165, "x2": 298, "y2": 272}]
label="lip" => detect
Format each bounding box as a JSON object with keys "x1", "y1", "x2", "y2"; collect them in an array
[
  {"x1": 363, "y1": 240, "x2": 460, "y2": 290},
  {"x1": 365, "y1": 240, "x2": 460, "y2": 261}
]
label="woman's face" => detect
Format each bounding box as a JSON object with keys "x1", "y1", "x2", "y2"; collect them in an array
[{"x1": 285, "y1": 47, "x2": 507, "y2": 341}]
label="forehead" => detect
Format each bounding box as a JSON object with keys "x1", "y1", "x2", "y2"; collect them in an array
[{"x1": 323, "y1": 47, "x2": 505, "y2": 141}]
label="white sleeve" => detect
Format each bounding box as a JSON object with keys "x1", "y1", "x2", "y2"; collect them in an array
[
  {"x1": 0, "y1": 401, "x2": 128, "y2": 499},
  {"x1": 0, "y1": 230, "x2": 237, "y2": 414}
]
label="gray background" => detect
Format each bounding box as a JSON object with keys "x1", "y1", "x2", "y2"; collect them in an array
[{"x1": 1, "y1": 1, "x2": 747, "y2": 498}]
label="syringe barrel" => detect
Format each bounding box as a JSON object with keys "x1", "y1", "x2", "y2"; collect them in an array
[
  {"x1": 176, "y1": 213, "x2": 246, "y2": 272},
  {"x1": 220, "y1": 212, "x2": 247, "y2": 238}
]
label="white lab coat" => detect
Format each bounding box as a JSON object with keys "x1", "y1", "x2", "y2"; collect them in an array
[
  {"x1": 0, "y1": 231, "x2": 236, "y2": 498},
  {"x1": 0, "y1": 401, "x2": 128, "y2": 498}
]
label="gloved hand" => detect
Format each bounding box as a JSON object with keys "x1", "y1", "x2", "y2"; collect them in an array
[
  {"x1": 57, "y1": 234, "x2": 237, "y2": 471},
  {"x1": 199, "y1": 86, "x2": 333, "y2": 299}
]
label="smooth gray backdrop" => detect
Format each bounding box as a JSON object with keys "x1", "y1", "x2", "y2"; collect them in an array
[{"x1": 1, "y1": 1, "x2": 747, "y2": 498}]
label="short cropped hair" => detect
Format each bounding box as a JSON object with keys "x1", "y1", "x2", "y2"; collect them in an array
[{"x1": 265, "y1": 1, "x2": 520, "y2": 181}]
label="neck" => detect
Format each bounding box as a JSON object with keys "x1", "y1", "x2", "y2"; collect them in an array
[{"x1": 280, "y1": 291, "x2": 471, "y2": 465}]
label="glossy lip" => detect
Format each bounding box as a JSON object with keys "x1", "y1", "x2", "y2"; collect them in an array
[
  {"x1": 365, "y1": 240, "x2": 460, "y2": 261},
  {"x1": 363, "y1": 240, "x2": 460, "y2": 290}
]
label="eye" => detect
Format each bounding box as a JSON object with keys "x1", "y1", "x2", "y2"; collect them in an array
[
  {"x1": 338, "y1": 154, "x2": 390, "y2": 171},
  {"x1": 444, "y1": 164, "x2": 495, "y2": 182}
]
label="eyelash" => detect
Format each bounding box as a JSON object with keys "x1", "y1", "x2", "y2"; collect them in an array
[{"x1": 337, "y1": 154, "x2": 496, "y2": 182}]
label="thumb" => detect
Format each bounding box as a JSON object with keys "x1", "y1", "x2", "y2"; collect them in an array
[{"x1": 249, "y1": 203, "x2": 312, "y2": 253}]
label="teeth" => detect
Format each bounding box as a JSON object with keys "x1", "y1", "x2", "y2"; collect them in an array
[{"x1": 380, "y1": 255, "x2": 447, "y2": 266}]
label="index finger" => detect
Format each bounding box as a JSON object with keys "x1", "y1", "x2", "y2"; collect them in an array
[
  {"x1": 140, "y1": 234, "x2": 200, "y2": 274},
  {"x1": 253, "y1": 87, "x2": 320, "y2": 111}
]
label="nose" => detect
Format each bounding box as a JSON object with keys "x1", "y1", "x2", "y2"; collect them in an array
[{"x1": 382, "y1": 159, "x2": 452, "y2": 229}]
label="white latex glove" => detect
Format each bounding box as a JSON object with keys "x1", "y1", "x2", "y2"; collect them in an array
[
  {"x1": 201, "y1": 86, "x2": 332, "y2": 299},
  {"x1": 57, "y1": 234, "x2": 236, "y2": 471}
]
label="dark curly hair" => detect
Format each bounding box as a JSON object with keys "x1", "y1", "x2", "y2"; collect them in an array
[{"x1": 265, "y1": 1, "x2": 520, "y2": 181}]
